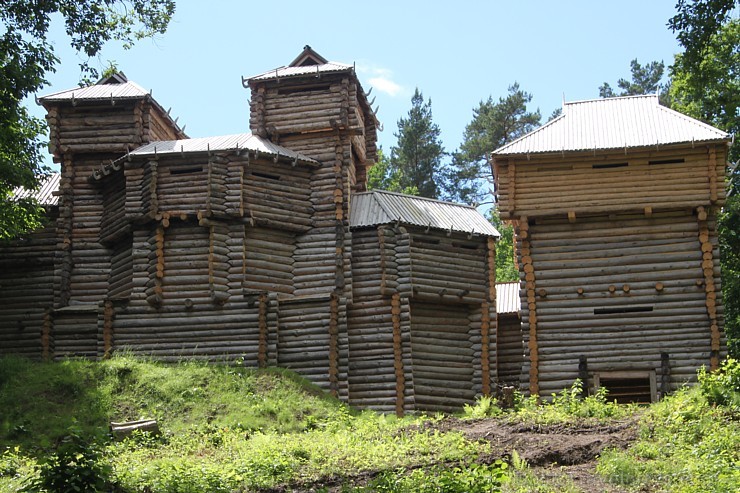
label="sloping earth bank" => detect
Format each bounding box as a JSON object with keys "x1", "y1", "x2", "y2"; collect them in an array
[{"x1": 266, "y1": 417, "x2": 638, "y2": 492}]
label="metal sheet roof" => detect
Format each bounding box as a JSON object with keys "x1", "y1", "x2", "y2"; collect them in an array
[
  {"x1": 12, "y1": 173, "x2": 60, "y2": 206},
  {"x1": 248, "y1": 62, "x2": 353, "y2": 82},
  {"x1": 495, "y1": 281, "x2": 521, "y2": 315},
  {"x1": 129, "y1": 133, "x2": 317, "y2": 163},
  {"x1": 493, "y1": 95, "x2": 730, "y2": 156},
  {"x1": 39, "y1": 80, "x2": 150, "y2": 102},
  {"x1": 350, "y1": 191, "x2": 500, "y2": 238}
]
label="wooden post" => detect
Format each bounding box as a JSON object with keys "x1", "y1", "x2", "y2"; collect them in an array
[
  {"x1": 707, "y1": 146, "x2": 718, "y2": 204},
  {"x1": 660, "y1": 352, "x2": 671, "y2": 398},
  {"x1": 103, "y1": 300, "x2": 114, "y2": 359},
  {"x1": 578, "y1": 356, "x2": 588, "y2": 398},
  {"x1": 508, "y1": 160, "x2": 516, "y2": 215},
  {"x1": 391, "y1": 293, "x2": 405, "y2": 417},
  {"x1": 520, "y1": 217, "x2": 539, "y2": 396},
  {"x1": 328, "y1": 293, "x2": 339, "y2": 397},
  {"x1": 481, "y1": 302, "x2": 491, "y2": 396},
  {"x1": 697, "y1": 209, "x2": 720, "y2": 370},
  {"x1": 58, "y1": 156, "x2": 74, "y2": 306},
  {"x1": 378, "y1": 227, "x2": 387, "y2": 293},
  {"x1": 258, "y1": 293, "x2": 268, "y2": 368}
]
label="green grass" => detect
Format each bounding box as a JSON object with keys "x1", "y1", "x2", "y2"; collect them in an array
[
  {"x1": 0, "y1": 356, "x2": 490, "y2": 492},
  {"x1": 3, "y1": 355, "x2": 739, "y2": 492},
  {"x1": 597, "y1": 359, "x2": 740, "y2": 492}
]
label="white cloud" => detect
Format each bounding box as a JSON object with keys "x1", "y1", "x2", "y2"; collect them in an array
[
  {"x1": 368, "y1": 76, "x2": 402, "y2": 97},
  {"x1": 356, "y1": 63, "x2": 404, "y2": 97}
]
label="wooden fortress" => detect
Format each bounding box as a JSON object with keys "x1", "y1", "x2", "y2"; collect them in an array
[
  {"x1": 0, "y1": 48, "x2": 731, "y2": 408},
  {"x1": 0, "y1": 47, "x2": 501, "y2": 414},
  {"x1": 491, "y1": 95, "x2": 730, "y2": 402}
]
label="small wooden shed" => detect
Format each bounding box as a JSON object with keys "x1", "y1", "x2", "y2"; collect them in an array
[{"x1": 491, "y1": 95, "x2": 730, "y2": 401}]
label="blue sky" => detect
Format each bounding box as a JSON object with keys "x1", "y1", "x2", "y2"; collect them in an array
[{"x1": 34, "y1": 1, "x2": 683, "y2": 167}]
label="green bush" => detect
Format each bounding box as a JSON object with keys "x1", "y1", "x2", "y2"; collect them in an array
[
  {"x1": 698, "y1": 357, "x2": 740, "y2": 410},
  {"x1": 21, "y1": 429, "x2": 113, "y2": 493}
]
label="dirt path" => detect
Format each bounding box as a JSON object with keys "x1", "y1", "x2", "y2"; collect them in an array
[{"x1": 448, "y1": 417, "x2": 637, "y2": 492}]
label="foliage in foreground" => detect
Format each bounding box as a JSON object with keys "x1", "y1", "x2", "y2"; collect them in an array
[
  {"x1": 0, "y1": 356, "x2": 488, "y2": 492},
  {"x1": 597, "y1": 358, "x2": 740, "y2": 492}
]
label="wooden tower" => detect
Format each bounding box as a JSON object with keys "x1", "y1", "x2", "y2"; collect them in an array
[{"x1": 492, "y1": 95, "x2": 730, "y2": 402}]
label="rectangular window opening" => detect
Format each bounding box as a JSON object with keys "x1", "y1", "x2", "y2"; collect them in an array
[
  {"x1": 414, "y1": 237, "x2": 440, "y2": 246},
  {"x1": 594, "y1": 372, "x2": 656, "y2": 404},
  {"x1": 648, "y1": 158, "x2": 685, "y2": 165},
  {"x1": 170, "y1": 166, "x2": 203, "y2": 175},
  {"x1": 452, "y1": 242, "x2": 480, "y2": 250},
  {"x1": 251, "y1": 171, "x2": 281, "y2": 181},
  {"x1": 592, "y1": 162, "x2": 628, "y2": 169},
  {"x1": 594, "y1": 306, "x2": 653, "y2": 315}
]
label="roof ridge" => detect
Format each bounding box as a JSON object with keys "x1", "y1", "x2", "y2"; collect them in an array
[
  {"x1": 565, "y1": 94, "x2": 659, "y2": 106},
  {"x1": 370, "y1": 189, "x2": 479, "y2": 209}
]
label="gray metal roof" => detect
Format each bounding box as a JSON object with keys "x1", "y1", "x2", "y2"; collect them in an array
[
  {"x1": 12, "y1": 172, "x2": 60, "y2": 206},
  {"x1": 495, "y1": 281, "x2": 521, "y2": 315},
  {"x1": 493, "y1": 95, "x2": 730, "y2": 156},
  {"x1": 350, "y1": 191, "x2": 500, "y2": 238},
  {"x1": 247, "y1": 61, "x2": 353, "y2": 82},
  {"x1": 129, "y1": 133, "x2": 317, "y2": 163},
  {"x1": 39, "y1": 80, "x2": 150, "y2": 102}
]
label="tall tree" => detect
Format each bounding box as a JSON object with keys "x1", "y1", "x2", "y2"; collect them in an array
[
  {"x1": 387, "y1": 88, "x2": 445, "y2": 199},
  {"x1": 0, "y1": 0, "x2": 176, "y2": 239},
  {"x1": 599, "y1": 59, "x2": 671, "y2": 104},
  {"x1": 668, "y1": 0, "x2": 740, "y2": 355},
  {"x1": 366, "y1": 148, "x2": 419, "y2": 195},
  {"x1": 443, "y1": 83, "x2": 540, "y2": 205}
]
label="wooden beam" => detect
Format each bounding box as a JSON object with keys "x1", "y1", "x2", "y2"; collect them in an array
[
  {"x1": 392, "y1": 293, "x2": 405, "y2": 417},
  {"x1": 328, "y1": 293, "x2": 339, "y2": 397},
  {"x1": 481, "y1": 302, "x2": 491, "y2": 395},
  {"x1": 258, "y1": 293, "x2": 268, "y2": 368},
  {"x1": 520, "y1": 217, "x2": 539, "y2": 396}
]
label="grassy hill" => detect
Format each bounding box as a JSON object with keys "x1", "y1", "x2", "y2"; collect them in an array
[{"x1": 1, "y1": 355, "x2": 738, "y2": 492}]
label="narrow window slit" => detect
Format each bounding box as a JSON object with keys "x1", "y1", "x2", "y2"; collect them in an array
[
  {"x1": 594, "y1": 306, "x2": 653, "y2": 315},
  {"x1": 592, "y1": 162, "x2": 628, "y2": 169}
]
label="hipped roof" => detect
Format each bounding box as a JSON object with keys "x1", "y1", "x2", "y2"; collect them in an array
[
  {"x1": 350, "y1": 190, "x2": 500, "y2": 238},
  {"x1": 129, "y1": 132, "x2": 317, "y2": 164},
  {"x1": 493, "y1": 94, "x2": 730, "y2": 157}
]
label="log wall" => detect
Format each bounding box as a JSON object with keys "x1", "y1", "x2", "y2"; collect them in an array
[
  {"x1": 0, "y1": 214, "x2": 57, "y2": 358},
  {"x1": 496, "y1": 146, "x2": 728, "y2": 220},
  {"x1": 522, "y1": 210, "x2": 721, "y2": 396}
]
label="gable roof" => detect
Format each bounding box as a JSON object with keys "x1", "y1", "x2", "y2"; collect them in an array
[
  {"x1": 247, "y1": 45, "x2": 353, "y2": 83},
  {"x1": 39, "y1": 73, "x2": 151, "y2": 102},
  {"x1": 492, "y1": 95, "x2": 730, "y2": 157},
  {"x1": 129, "y1": 132, "x2": 317, "y2": 164},
  {"x1": 350, "y1": 191, "x2": 500, "y2": 238}
]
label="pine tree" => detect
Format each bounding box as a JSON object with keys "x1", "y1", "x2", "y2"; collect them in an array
[
  {"x1": 387, "y1": 88, "x2": 445, "y2": 199},
  {"x1": 443, "y1": 83, "x2": 540, "y2": 205}
]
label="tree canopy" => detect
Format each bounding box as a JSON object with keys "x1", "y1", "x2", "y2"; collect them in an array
[
  {"x1": 0, "y1": 0, "x2": 176, "y2": 239},
  {"x1": 384, "y1": 89, "x2": 445, "y2": 199},
  {"x1": 599, "y1": 59, "x2": 672, "y2": 105},
  {"x1": 443, "y1": 83, "x2": 540, "y2": 206}
]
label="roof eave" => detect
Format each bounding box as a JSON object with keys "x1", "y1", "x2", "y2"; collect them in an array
[{"x1": 492, "y1": 138, "x2": 732, "y2": 160}]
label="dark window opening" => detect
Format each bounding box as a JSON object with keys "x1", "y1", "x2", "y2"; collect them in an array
[
  {"x1": 414, "y1": 237, "x2": 440, "y2": 246},
  {"x1": 592, "y1": 162, "x2": 628, "y2": 169},
  {"x1": 537, "y1": 165, "x2": 573, "y2": 172},
  {"x1": 251, "y1": 171, "x2": 281, "y2": 181},
  {"x1": 170, "y1": 166, "x2": 203, "y2": 175},
  {"x1": 453, "y1": 242, "x2": 480, "y2": 250},
  {"x1": 596, "y1": 375, "x2": 654, "y2": 404},
  {"x1": 594, "y1": 306, "x2": 653, "y2": 315},
  {"x1": 278, "y1": 83, "x2": 331, "y2": 95},
  {"x1": 648, "y1": 158, "x2": 685, "y2": 165}
]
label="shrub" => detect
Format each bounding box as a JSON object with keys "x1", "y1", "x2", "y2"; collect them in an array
[
  {"x1": 698, "y1": 357, "x2": 740, "y2": 410},
  {"x1": 21, "y1": 429, "x2": 113, "y2": 493}
]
